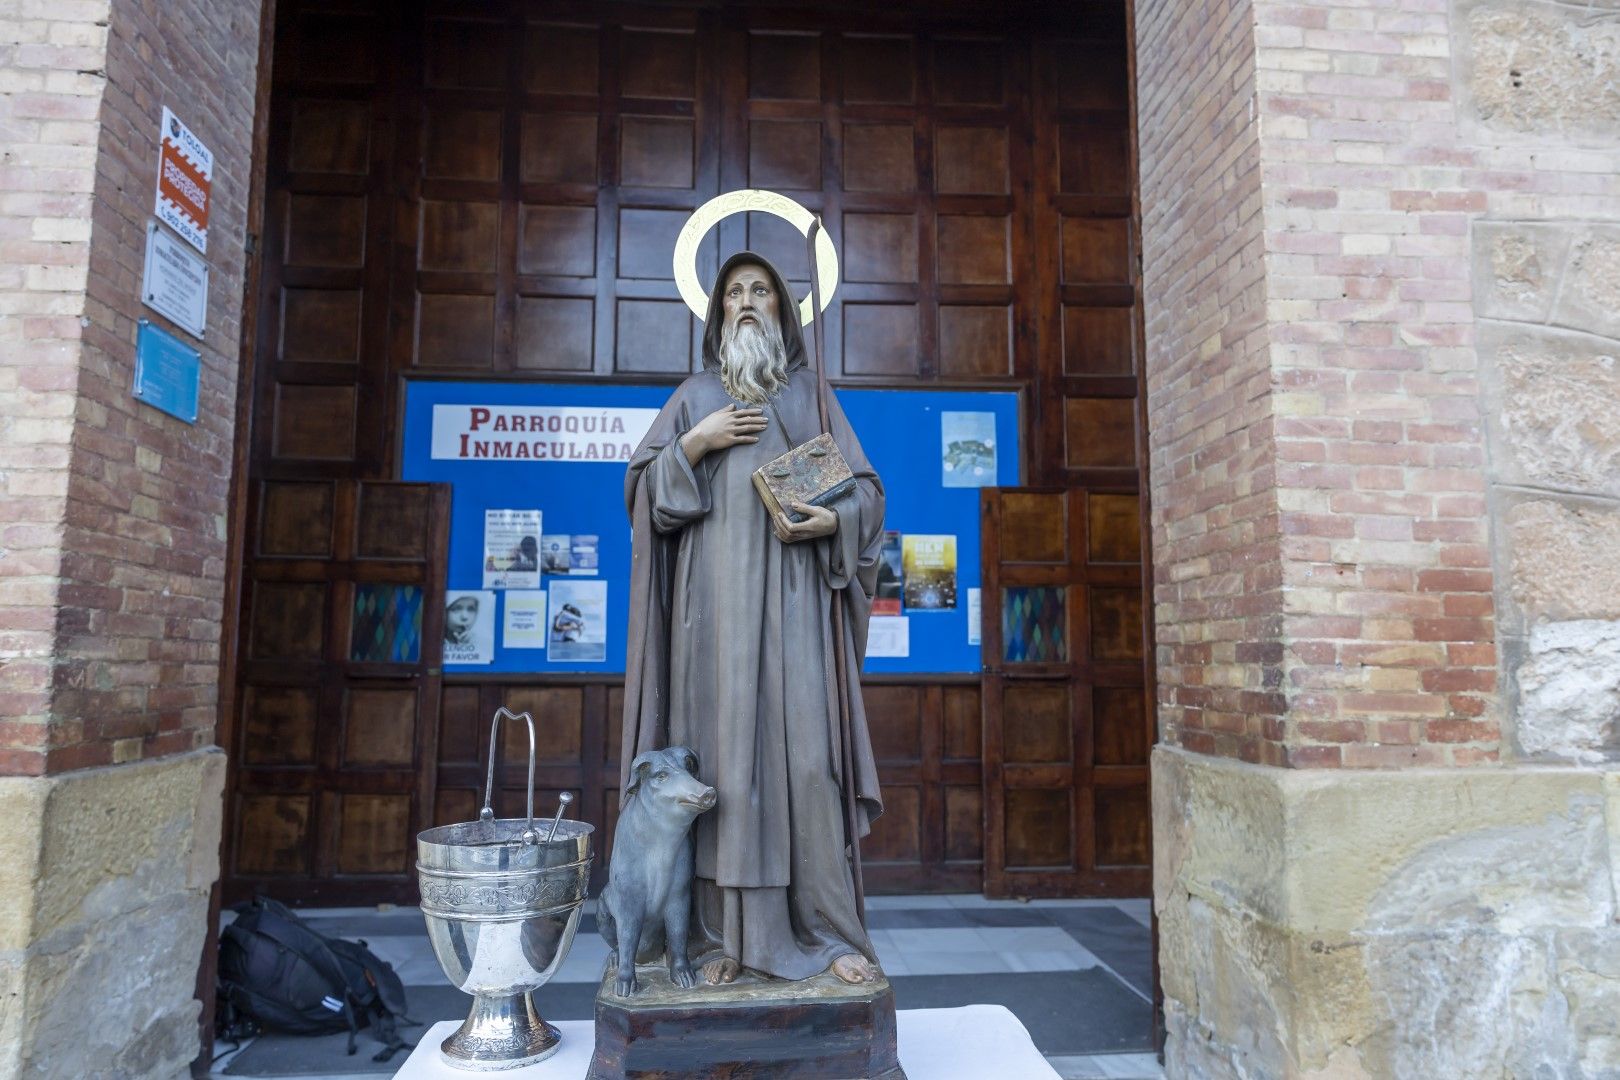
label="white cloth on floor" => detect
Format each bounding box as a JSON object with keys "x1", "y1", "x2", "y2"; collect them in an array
[{"x1": 393, "y1": 1004, "x2": 1060, "y2": 1079}]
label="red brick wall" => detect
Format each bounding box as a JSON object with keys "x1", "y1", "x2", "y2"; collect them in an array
[
  {"x1": 0, "y1": 7, "x2": 112, "y2": 775},
  {"x1": 1136, "y1": 0, "x2": 1287, "y2": 764},
  {"x1": 0, "y1": 0, "x2": 262, "y2": 776},
  {"x1": 1251, "y1": 0, "x2": 1500, "y2": 767},
  {"x1": 1138, "y1": 0, "x2": 1503, "y2": 766}
]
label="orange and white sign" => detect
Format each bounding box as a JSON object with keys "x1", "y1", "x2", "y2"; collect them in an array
[{"x1": 154, "y1": 106, "x2": 213, "y2": 254}]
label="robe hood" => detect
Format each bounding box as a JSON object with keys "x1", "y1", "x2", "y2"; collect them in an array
[{"x1": 701, "y1": 251, "x2": 809, "y2": 374}]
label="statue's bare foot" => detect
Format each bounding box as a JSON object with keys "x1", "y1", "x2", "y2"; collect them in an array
[
  {"x1": 703, "y1": 956, "x2": 741, "y2": 984},
  {"x1": 829, "y1": 953, "x2": 879, "y2": 984}
]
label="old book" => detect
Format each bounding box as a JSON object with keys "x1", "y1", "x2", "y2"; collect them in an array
[{"x1": 751, "y1": 432, "x2": 857, "y2": 530}]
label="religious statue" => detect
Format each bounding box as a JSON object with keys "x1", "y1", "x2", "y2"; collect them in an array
[{"x1": 621, "y1": 250, "x2": 886, "y2": 989}]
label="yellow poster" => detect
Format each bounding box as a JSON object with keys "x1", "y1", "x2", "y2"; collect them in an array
[{"x1": 902, "y1": 534, "x2": 957, "y2": 610}]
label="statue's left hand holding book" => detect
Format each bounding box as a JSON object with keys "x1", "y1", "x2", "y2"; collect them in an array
[{"x1": 751, "y1": 431, "x2": 856, "y2": 529}]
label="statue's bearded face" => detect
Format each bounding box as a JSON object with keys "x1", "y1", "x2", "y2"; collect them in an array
[{"x1": 718, "y1": 263, "x2": 788, "y2": 405}]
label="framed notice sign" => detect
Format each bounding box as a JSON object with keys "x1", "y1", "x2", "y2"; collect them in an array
[
  {"x1": 154, "y1": 106, "x2": 213, "y2": 254},
  {"x1": 132, "y1": 320, "x2": 201, "y2": 424},
  {"x1": 141, "y1": 222, "x2": 207, "y2": 338}
]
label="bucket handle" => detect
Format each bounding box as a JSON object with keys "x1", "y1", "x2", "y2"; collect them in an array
[{"x1": 480, "y1": 707, "x2": 538, "y2": 845}]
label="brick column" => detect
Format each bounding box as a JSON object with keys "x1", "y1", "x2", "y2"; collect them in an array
[
  {"x1": 1138, "y1": 0, "x2": 1620, "y2": 1071},
  {"x1": 0, "y1": 1, "x2": 262, "y2": 1074}
]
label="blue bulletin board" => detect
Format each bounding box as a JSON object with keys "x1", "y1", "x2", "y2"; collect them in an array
[{"x1": 400, "y1": 379, "x2": 1020, "y2": 675}]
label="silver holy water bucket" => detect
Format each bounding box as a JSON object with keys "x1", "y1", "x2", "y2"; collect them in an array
[{"x1": 417, "y1": 707, "x2": 594, "y2": 1070}]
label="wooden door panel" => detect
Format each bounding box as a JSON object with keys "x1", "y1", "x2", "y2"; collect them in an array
[
  {"x1": 938, "y1": 306, "x2": 1012, "y2": 377},
  {"x1": 842, "y1": 124, "x2": 916, "y2": 192},
  {"x1": 1004, "y1": 788, "x2": 1072, "y2": 868},
  {"x1": 288, "y1": 99, "x2": 370, "y2": 174},
  {"x1": 520, "y1": 114, "x2": 598, "y2": 185},
  {"x1": 235, "y1": 794, "x2": 313, "y2": 877},
  {"x1": 982, "y1": 486, "x2": 1151, "y2": 898},
  {"x1": 747, "y1": 32, "x2": 820, "y2": 102},
  {"x1": 943, "y1": 786, "x2": 983, "y2": 863},
  {"x1": 225, "y1": 479, "x2": 448, "y2": 905},
  {"x1": 1002, "y1": 684, "x2": 1073, "y2": 766},
  {"x1": 240, "y1": 686, "x2": 319, "y2": 767},
  {"x1": 1087, "y1": 492, "x2": 1141, "y2": 563},
  {"x1": 841, "y1": 305, "x2": 918, "y2": 377},
  {"x1": 1094, "y1": 686, "x2": 1149, "y2": 767},
  {"x1": 620, "y1": 28, "x2": 697, "y2": 100},
  {"x1": 843, "y1": 214, "x2": 918, "y2": 284},
  {"x1": 341, "y1": 687, "x2": 419, "y2": 767},
  {"x1": 335, "y1": 793, "x2": 413, "y2": 875}
]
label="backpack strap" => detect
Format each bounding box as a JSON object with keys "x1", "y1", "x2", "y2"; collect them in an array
[{"x1": 325, "y1": 937, "x2": 417, "y2": 1060}]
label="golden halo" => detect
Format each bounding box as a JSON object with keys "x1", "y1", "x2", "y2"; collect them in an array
[{"x1": 673, "y1": 189, "x2": 839, "y2": 325}]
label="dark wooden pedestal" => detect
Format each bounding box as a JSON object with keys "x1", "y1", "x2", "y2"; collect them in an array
[{"x1": 587, "y1": 966, "x2": 906, "y2": 1079}]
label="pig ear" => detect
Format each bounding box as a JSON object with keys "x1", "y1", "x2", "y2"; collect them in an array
[{"x1": 625, "y1": 751, "x2": 657, "y2": 796}]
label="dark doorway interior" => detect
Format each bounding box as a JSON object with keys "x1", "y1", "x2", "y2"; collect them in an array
[{"x1": 221, "y1": 0, "x2": 1148, "y2": 908}]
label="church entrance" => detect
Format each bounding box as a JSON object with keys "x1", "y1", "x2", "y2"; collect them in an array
[{"x1": 221, "y1": 0, "x2": 1150, "y2": 907}]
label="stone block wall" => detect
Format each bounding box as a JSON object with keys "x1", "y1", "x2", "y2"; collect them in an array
[
  {"x1": 0, "y1": 752, "x2": 225, "y2": 1078},
  {"x1": 1155, "y1": 746, "x2": 1620, "y2": 1078},
  {"x1": 1464, "y1": 0, "x2": 1620, "y2": 762},
  {"x1": 0, "y1": 0, "x2": 261, "y2": 1074}
]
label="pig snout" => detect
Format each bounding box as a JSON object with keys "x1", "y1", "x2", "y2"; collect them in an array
[{"x1": 665, "y1": 773, "x2": 716, "y2": 814}]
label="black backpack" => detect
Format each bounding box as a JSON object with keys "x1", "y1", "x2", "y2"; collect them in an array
[{"x1": 217, "y1": 896, "x2": 415, "y2": 1062}]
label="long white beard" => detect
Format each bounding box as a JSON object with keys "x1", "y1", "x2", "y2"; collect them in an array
[{"x1": 718, "y1": 318, "x2": 789, "y2": 405}]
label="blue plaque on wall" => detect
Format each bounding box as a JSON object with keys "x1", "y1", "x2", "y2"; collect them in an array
[{"x1": 132, "y1": 318, "x2": 200, "y2": 423}]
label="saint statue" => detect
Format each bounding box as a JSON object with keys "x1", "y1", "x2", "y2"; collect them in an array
[{"x1": 622, "y1": 251, "x2": 885, "y2": 987}]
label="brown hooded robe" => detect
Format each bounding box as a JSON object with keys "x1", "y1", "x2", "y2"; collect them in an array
[{"x1": 621, "y1": 252, "x2": 885, "y2": 981}]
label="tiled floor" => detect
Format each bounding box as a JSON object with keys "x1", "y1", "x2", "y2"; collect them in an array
[{"x1": 211, "y1": 895, "x2": 1161, "y2": 1079}]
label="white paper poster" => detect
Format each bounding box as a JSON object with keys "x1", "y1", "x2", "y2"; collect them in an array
[
  {"x1": 443, "y1": 590, "x2": 495, "y2": 664},
  {"x1": 549, "y1": 579, "x2": 607, "y2": 662},
  {"x1": 502, "y1": 590, "x2": 548, "y2": 650},
  {"x1": 941, "y1": 411, "x2": 997, "y2": 488},
  {"x1": 866, "y1": 615, "x2": 911, "y2": 659},
  {"x1": 569, "y1": 534, "x2": 600, "y2": 575},
  {"x1": 540, "y1": 535, "x2": 572, "y2": 573},
  {"x1": 967, "y1": 588, "x2": 982, "y2": 646},
  {"x1": 483, "y1": 508, "x2": 541, "y2": 589}
]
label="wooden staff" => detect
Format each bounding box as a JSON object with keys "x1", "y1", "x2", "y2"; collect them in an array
[{"x1": 806, "y1": 217, "x2": 866, "y2": 924}]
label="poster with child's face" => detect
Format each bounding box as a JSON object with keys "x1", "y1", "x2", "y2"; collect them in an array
[{"x1": 443, "y1": 589, "x2": 495, "y2": 664}]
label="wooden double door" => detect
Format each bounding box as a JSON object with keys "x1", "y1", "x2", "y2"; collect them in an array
[{"x1": 225, "y1": 0, "x2": 1152, "y2": 902}]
